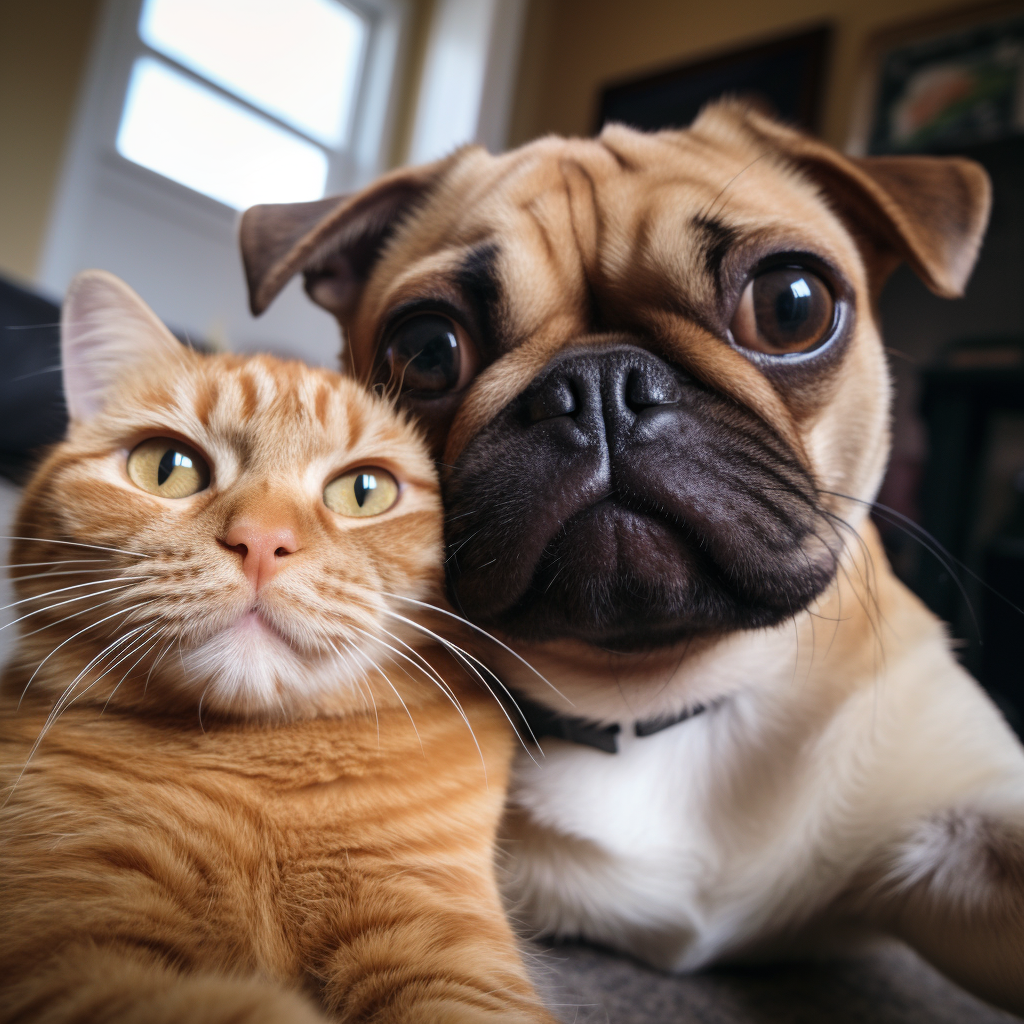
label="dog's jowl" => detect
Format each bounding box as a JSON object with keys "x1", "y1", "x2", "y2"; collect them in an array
[{"x1": 242, "y1": 101, "x2": 1024, "y2": 1015}]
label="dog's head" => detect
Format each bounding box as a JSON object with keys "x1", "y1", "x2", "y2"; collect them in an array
[{"x1": 241, "y1": 101, "x2": 989, "y2": 667}]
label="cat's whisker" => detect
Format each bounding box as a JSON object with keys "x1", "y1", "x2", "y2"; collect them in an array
[
  {"x1": 101, "y1": 626, "x2": 167, "y2": 713},
  {"x1": 0, "y1": 537, "x2": 151, "y2": 558},
  {"x1": 348, "y1": 623, "x2": 487, "y2": 776},
  {"x1": 17, "y1": 599, "x2": 157, "y2": 707},
  {"x1": 334, "y1": 634, "x2": 423, "y2": 754},
  {"x1": 4, "y1": 619, "x2": 160, "y2": 804},
  {"x1": 383, "y1": 611, "x2": 541, "y2": 759},
  {"x1": 0, "y1": 575, "x2": 155, "y2": 614},
  {"x1": 371, "y1": 661, "x2": 424, "y2": 755},
  {"x1": 28, "y1": 618, "x2": 159, "y2": 716},
  {"x1": 7, "y1": 568, "x2": 142, "y2": 584},
  {"x1": 3, "y1": 559, "x2": 108, "y2": 570},
  {"x1": 144, "y1": 636, "x2": 176, "y2": 696},
  {"x1": 356, "y1": 618, "x2": 491, "y2": 778},
  {"x1": 18, "y1": 590, "x2": 153, "y2": 641},
  {"x1": 379, "y1": 593, "x2": 569, "y2": 705},
  {"x1": 328, "y1": 636, "x2": 380, "y2": 744},
  {"x1": 354, "y1": 623, "x2": 467, "y2": 718},
  {"x1": 3, "y1": 582, "x2": 153, "y2": 638}
]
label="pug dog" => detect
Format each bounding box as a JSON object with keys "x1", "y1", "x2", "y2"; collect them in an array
[{"x1": 240, "y1": 101, "x2": 1024, "y2": 1015}]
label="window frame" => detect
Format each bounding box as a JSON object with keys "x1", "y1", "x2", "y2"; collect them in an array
[{"x1": 97, "y1": 0, "x2": 406, "y2": 221}]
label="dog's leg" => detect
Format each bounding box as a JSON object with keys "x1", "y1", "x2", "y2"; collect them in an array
[{"x1": 869, "y1": 808, "x2": 1024, "y2": 1014}]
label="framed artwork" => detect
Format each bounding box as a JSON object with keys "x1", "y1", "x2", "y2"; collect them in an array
[
  {"x1": 848, "y1": 2, "x2": 1024, "y2": 155},
  {"x1": 594, "y1": 25, "x2": 831, "y2": 136}
]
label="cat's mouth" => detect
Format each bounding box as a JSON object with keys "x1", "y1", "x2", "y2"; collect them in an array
[{"x1": 230, "y1": 608, "x2": 293, "y2": 646}]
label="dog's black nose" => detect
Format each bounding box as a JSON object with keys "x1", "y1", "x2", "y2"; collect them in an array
[{"x1": 525, "y1": 345, "x2": 684, "y2": 442}]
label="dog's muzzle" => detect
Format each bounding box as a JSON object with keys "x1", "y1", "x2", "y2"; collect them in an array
[{"x1": 444, "y1": 343, "x2": 839, "y2": 649}]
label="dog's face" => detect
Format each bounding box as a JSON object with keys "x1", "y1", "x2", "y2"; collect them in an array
[{"x1": 241, "y1": 102, "x2": 989, "y2": 675}]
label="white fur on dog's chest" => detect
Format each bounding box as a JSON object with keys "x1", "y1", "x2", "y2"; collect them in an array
[
  {"x1": 507, "y1": 707, "x2": 792, "y2": 971},
  {"x1": 505, "y1": 667, "x2": 1024, "y2": 973}
]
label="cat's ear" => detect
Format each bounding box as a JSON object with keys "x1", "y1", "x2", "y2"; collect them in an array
[{"x1": 61, "y1": 270, "x2": 185, "y2": 422}]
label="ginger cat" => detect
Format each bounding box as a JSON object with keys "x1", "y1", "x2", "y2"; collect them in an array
[{"x1": 0, "y1": 271, "x2": 553, "y2": 1024}]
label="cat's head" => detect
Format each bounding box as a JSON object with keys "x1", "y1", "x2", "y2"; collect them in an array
[{"x1": 10, "y1": 270, "x2": 442, "y2": 719}]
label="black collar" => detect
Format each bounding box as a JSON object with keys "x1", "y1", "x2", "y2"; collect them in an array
[{"x1": 510, "y1": 689, "x2": 711, "y2": 754}]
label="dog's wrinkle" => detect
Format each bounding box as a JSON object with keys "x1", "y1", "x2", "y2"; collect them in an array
[
  {"x1": 692, "y1": 215, "x2": 741, "y2": 303},
  {"x1": 558, "y1": 159, "x2": 610, "y2": 335},
  {"x1": 454, "y1": 242, "x2": 504, "y2": 353}
]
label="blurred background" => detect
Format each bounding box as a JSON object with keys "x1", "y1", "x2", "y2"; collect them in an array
[{"x1": 2, "y1": 0, "x2": 1024, "y2": 723}]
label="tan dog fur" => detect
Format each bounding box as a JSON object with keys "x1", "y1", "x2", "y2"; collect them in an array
[{"x1": 241, "y1": 102, "x2": 1024, "y2": 1014}]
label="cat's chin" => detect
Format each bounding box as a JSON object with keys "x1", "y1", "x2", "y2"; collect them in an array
[{"x1": 177, "y1": 610, "x2": 352, "y2": 718}]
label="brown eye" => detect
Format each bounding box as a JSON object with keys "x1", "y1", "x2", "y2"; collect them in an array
[
  {"x1": 127, "y1": 438, "x2": 209, "y2": 498},
  {"x1": 730, "y1": 267, "x2": 835, "y2": 355},
  {"x1": 324, "y1": 468, "x2": 399, "y2": 517},
  {"x1": 380, "y1": 314, "x2": 476, "y2": 395}
]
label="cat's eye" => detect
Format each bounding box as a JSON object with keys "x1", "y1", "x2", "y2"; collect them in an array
[
  {"x1": 127, "y1": 438, "x2": 210, "y2": 498},
  {"x1": 730, "y1": 267, "x2": 836, "y2": 356},
  {"x1": 379, "y1": 313, "x2": 476, "y2": 395},
  {"x1": 324, "y1": 468, "x2": 399, "y2": 517}
]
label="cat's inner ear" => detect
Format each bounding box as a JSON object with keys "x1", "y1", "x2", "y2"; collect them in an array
[{"x1": 61, "y1": 270, "x2": 186, "y2": 422}]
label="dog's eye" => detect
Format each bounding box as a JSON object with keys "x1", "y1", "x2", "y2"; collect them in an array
[
  {"x1": 730, "y1": 267, "x2": 835, "y2": 356},
  {"x1": 380, "y1": 314, "x2": 476, "y2": 395}
]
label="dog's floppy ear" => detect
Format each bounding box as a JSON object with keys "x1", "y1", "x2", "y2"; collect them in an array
[
  {"x1": 704, "y1": 102, "x2": 992, "y2": 298},
  {"x1": 240, "y1": 151, "x2": 469, "y2": 318}
]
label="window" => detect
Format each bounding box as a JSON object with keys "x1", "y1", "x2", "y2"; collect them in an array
[{"x1": 116, "y1": 0, "x2": 372, "y2": 210}]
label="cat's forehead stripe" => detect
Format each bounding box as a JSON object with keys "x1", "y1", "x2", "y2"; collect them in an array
[{"x1": 93, "y1": 353, "x2": 426, "y2": 484}]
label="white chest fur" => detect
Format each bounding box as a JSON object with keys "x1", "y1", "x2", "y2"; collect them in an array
[{"x1": 503, "y1": 651, "x2": 1024, "y2": 972}]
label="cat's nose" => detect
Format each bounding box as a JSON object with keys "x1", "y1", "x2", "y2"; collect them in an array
[{"x1": 220, "y1": 523, "x2": 300, "y2": 592}]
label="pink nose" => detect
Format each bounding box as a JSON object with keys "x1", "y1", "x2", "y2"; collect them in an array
[{"x1": 220, "y1": 523, "x2": 300, "y2": 592}]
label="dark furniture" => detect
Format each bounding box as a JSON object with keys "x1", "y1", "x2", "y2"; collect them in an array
[{"x1": 0, "y1": 276, "x2": 66, "y2": 482}]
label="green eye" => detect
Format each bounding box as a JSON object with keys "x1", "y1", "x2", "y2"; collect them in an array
[
  {"x1": 324, "y1": 468, "x2": 399, "y2": 517},
  {"x1": 127, "y1": 438, "x2": 210, "y2": 498}
]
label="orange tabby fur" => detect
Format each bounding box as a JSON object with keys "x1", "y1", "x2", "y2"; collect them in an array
[{"x1": 0, "y1": 271, "x2": 553, "y2": 1024}]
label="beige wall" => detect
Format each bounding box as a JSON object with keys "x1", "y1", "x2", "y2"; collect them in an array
[
  {"x1": 0, "y1": 0, "x2": 104, "y2": 284},
  {"x1": 509, "y1": 0, "x2": 996, "y2": 148}
]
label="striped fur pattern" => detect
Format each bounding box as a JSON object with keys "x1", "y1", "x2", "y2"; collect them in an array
[{"x1": 0, "y1": 272, "x2": 554, "y2": 1023}]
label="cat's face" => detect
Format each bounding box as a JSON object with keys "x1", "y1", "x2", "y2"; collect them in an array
[{"x1": 11, "y1": 271, "x2": 442, "y2": 719}]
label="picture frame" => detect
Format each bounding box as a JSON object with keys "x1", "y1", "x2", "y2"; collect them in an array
[
  {"x1": 594, "y1": 25, "x2": 831, "y2": 136},
  {"x1": 847, "y1": 1, "x2": 1024, "y2": 155}
]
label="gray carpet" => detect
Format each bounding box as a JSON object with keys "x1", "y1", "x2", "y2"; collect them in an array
[{"x1": 531, "y1": 942, "x2": 1021, "y2": 1023}]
